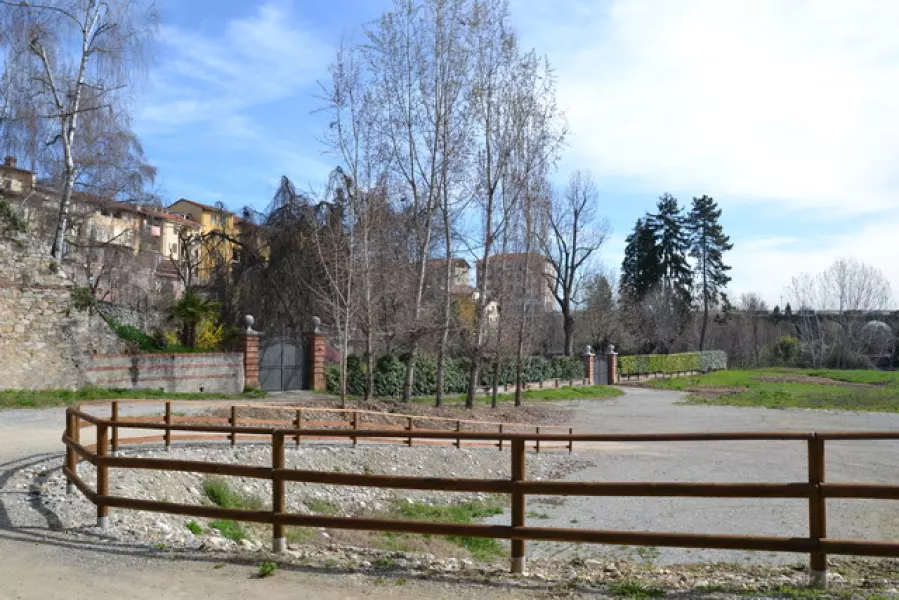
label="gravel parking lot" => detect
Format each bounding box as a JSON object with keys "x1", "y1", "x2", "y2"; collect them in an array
[{"x1": 505, "y1": 386, "x2": 899, "y2": 565}]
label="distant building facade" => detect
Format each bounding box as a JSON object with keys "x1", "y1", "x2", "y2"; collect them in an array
[{"x1": 476, "y1": 252, "x2": 555, "y2": 312}]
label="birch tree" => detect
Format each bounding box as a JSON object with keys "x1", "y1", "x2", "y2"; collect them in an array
[{"x1": 0, "y1": 0, "x2": 156, "y2": 259}]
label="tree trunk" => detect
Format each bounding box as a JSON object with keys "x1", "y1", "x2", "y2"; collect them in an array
[
  {"x1": 514, "y1": 333, "x2": 525, "y2": 407},
  {"x1": 490, "y1": 358, "x2": 500, "y2": 408},
  {"x1": 563, "y1": 309, "x2": 575, "y2": 356},
  {"x1": 51, "y1": 123, "x2": 76, "y2": 260},
  {"x1": 466, "y1": 355, "x2": 479, "y2": 409}
]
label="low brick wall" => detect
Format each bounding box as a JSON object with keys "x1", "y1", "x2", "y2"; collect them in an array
[{"x1": 86, "y1": 353, "x2": 245, "y2": 394}]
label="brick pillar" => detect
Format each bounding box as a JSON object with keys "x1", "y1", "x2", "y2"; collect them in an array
[
  {"x1": 605, "y1": 345, "x2": 619, "y2": 385},
  {"x1": 307, "y1": 318, "x2": 327, "y2": 392},
  {"x1": 235, "y1": 315, "x2": 261, "y2": 390},
  {"x1": 582, "y1": 346, "x2": 596, "y2": 384}
]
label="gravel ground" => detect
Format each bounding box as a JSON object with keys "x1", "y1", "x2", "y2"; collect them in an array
[
  {"x1": 506, "y1": 387, "x2": 899, "y2": 566},
  {"x1": 7, "y1": 444, "x2": 591, "y2": 551}
]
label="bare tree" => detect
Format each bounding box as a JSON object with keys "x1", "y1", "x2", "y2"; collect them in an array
[
  {"x1": 365, "y1": 0, "x2": 472, "y2": 401},
  {"x1": 0, "y1": 0, "x2": 156, "y2": 259},
  {"x1": 787, "y1": 259, "x2": 893, "y2": 367},
  {"x1": 538, "y1": 170, "x2": 608, "y2": 356}
]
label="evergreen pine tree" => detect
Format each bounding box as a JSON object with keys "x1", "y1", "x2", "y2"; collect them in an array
[
  {"x1": 646, "y1": 193, "x2": 693, "y2": 317},
  {"x1": 620, "y1": 218, "x2": 661, "y2": 302},
  {"x1": 687, "y1": 194, "x2": 733, "y2": 350}
]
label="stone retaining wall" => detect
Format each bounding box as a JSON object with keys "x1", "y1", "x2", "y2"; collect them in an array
[
  {"x1": 0, "y1": 233, "x2": 126, "y2": 390},
  {"x1": 85, "y1": 353, "x2": 245, "y2": 394}
]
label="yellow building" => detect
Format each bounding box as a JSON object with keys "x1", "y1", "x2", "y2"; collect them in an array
[{"x1": 167, "y1": 198, "x2": 240, "y2": 271}]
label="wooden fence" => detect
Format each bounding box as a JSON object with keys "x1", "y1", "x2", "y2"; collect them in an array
[{"x1": 62, "y1": 402, "x2": 899, "y2": 586}]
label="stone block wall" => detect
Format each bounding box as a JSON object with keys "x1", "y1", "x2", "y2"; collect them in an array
[
  {"x1": 0, "y1": 234, "x2": 126, "y2": 390},
  {"x1": 85, "y1": 352, "x2": 245, "y2": 394}
]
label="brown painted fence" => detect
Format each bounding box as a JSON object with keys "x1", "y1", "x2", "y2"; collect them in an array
[{"x1": 62, "y1": 402, "x2": 899, "y2": 586}]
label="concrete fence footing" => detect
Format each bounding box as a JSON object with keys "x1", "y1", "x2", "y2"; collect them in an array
[
  {"x1": 272, "y1": 537, "x2": 286, "y2": 553},
  {"x1": 97, "y1": 516, "x2": 108, "y2": 531}
]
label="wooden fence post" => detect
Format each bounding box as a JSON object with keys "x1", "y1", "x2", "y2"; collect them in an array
[
  {"x1": 568, "y1": 427, "x2": 574, "y2": 453},
  {"x1": 808, "y1": 435, "x2": 827, "y2": 587},
  {"x1": 294, "y1": 409, "x2": 303, "y2": 448},
  {"x1": 164, "y1": 402, "x2": 172, "y2": 451},
  {"x1": 230, "y1": 406, "x2": 237, "y2": 449},
  {"x1": 111, "y1": 401, "x2": 119, "y2": 456},
  {"x1": 72, "y1": 412, "x2": 81, "y2": 474},
  {"x1": 352, "y1": 411, "x2": 358, "y2": 447},
  {"x1": 535, "y1": 427, "x2": 540, "y2": 454},
  {"x1": 96, "y1": 422, "x2": 109, "y2": 530},
  {"x1": 406, "y1": 417, "x2": 413, "y2": 447},
  {"x1": 455, "y1": 420, "x2": 461, "y2": 449},
  {"x1": 65, "y1": 412, "x2": 75, "y2": 495},
  {"x1": 272, "y1": 432, "x2": 286, "y2": 552},
  {"x1": 498, "y1": 424, "x2": 503, "y2": 451},
  {"x1": 511, "y1": 438, "x2": 526, "y2": 574}
]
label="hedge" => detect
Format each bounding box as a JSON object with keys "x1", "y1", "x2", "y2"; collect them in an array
[
  {"x1": 618, "y1": 350, "x2": 727, "y2": 376},
  {"x1": 326, "y1": 354, "x2": 586, "y2": 397}
]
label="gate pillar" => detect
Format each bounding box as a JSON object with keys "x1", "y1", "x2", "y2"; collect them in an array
[
  {"x1": 307, "y1": 316, "x2": 327, "y2": 392},
  {"x1": 236, "y1": 315, "x2": 261, "y2": 390}
]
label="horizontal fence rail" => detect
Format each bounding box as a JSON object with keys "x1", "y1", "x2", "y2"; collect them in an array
[{"x1": 62, "y1": 401, "x2": 899, "y2": 586}]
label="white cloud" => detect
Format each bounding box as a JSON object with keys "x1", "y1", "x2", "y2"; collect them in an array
[
  {"x1": 518, "y1": 0, "x2": 899, "y2": 215},
  {"x1": 728, "y1": 217, "x2": 899, "y2": 307},
  {"x1": 140, "y1": 2, "x2": 330, "y2": 129}
]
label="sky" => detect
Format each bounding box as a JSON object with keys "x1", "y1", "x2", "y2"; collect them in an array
[{"x1": 136, "y1": 0, "x2": 899, "y2": 309}]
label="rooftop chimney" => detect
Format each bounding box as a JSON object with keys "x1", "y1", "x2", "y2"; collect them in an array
[{"x1": 3, "y1": 156, "x2": 16, "y2": 168}]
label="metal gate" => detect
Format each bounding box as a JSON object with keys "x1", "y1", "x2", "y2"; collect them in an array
[
  {"x1": 595, "y1": 357, "x2": 609, "y2": 385},
  {"x1": 259, "y1": 338, "x2": 306, "y2": 392}
]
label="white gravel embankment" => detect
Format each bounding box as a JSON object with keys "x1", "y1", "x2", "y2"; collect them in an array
[{"x1": 11, "y1": 444, "x2": 592, "y2": 551}]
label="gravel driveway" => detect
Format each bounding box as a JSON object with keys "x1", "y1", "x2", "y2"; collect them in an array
[{"x1": 490, "y1": 386, "x2": 899, "y2": 565}]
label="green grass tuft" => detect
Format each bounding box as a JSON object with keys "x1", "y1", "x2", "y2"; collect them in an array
[
  {"x1": 391, "y1": 499, "x2": 506, "y2": 561},
  {"x1": 209, "y1": 519, "x2": 247, "y2": 542},
  {"x1": 609, "y1": 579, "x2": 665, "y2": 598},
  {"x1": 202, "y1": 477, "x2": 265, "y2": 510},
  {"x1": 185, "y1": 520, "x2": 203, "y2": 535},
  {"x1": 304, "y1": 498, "x2": 340, "y2": 515},
  {"x1": 257, "y1": 561, "x2": 278, "y2": 578}
]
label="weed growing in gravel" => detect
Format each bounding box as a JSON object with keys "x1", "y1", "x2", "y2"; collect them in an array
[
  {"x1": 635, "y1": 546, "x2": 661, "y2": 562},
  {"x1": 608, "y1": 579, "x2": 665, "y2": 599},
  {"x1": 210, "y1": 519, "x2": 247, "y2": 542},
  {"x1": 527, "y1": 511, "x2": 551, "y2": 519},
  {"x1": 324, "y1": 558, "x2": 339, "y2": 568},
  {"x1": 391, "y1": 499, "x2": 505, "y2": 561},
  {"x1": 185, "y1": 520, "x2": 203, "y2": 535},
  {"x1": 373, "y1": 556, "x2": 395, "y2": 570},
  {"x1": 764, "y1": 585, "x2": 828, "y2": 599},
  {"x1": 286, "y1": 527, "x2": 313, "y2": 544},
  {"x1": 257, "y1": 562, "x2": 278, "y2": 578},
  {"x1": 153, "y1": 542, "x2": 168, "y2": 550},
  {"x1": 202, "y1": 477, "x2": 264, "y2": 510},
  {"x1": 304, "y1": 498, "x2": 340, "y2": 515}
]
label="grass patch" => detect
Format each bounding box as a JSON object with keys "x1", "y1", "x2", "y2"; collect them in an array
[
  {"x1": 304, "y1": 498, "x2": 340, "y2": 515},
  {"x1": 210, "y1": 519, "x2": 247, "y2": 542},
  {"x1": 0, "y1": 385, "x2": 265, "y2": 409},
  {"x1": 257, "y1": 561, "x2": 278, "y2": 578},
  {"x1": 646, "y1": 368, "x2": 899, "y2": 412},
  {"x1": 185, "y1": 520, "x2": 203, "y2": 535},
  {"x1": 410, "y1": 385, "x2": 624, "y2": 406},
  {"x1": 286, "y1": 527, "x2": 313, "y2": 544},
  {"x1": 527, "y1": 511, "x2": 551, "y2": 519},
  {"x1": 202, "y1": 477, "x2": 265, "y2": 511},
  {"x1": 391, "y1": 499, "x2": 505, "y2": 561},
  {"x1": 609, "y1": 579, "x2": 665, "y2": 598}
]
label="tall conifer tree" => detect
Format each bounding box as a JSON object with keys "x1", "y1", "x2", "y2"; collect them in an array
[{"x1": 687, "y1": 194, "x2": 733, "y2": 350}]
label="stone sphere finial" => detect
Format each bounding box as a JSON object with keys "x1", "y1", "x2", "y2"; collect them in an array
[
  {"x1": 606, "y1": 344, "x2": 616, "y2": 355},
  {"x1": 584, "y1": 344, "x2": 594, "y2": 356},
  {"x1": 312, "y1": 315, "x2": 322, "y2": 334},
  {"x1": 244, "y1": 314, "x2": 255, "y2": 330}
]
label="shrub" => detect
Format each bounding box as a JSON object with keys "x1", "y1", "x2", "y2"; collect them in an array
[
  {"x1": 551, "y1": 356, "x2": 585, "y2": 380},
  {"x1": 258, "y1": 561, "x2": 278, "y2": 578},
  {"x1": 195, "y1": 317, "x2": 225, "y2": 351},
  {"x1": 619, "y1": 351, "x2": 727, "y2": 376},
  {"x1": 185, "y1": 520, "x2": 203, "y2": 535},
  {"x1": 373, "y1": 354, "x2": 405, "y2": 398}
]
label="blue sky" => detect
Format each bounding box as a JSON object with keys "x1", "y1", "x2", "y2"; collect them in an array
[{"x1": 136, "y1": 0, "x2": 899, "y2": 308}]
